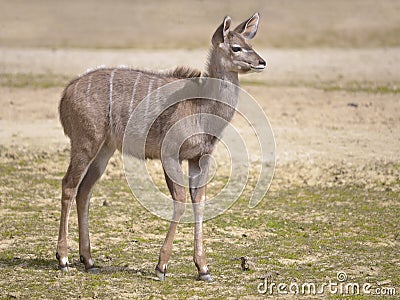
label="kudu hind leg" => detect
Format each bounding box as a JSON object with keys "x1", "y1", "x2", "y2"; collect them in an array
[
  {"x1": 76, "y1": 143, "x2": 115, "y2": 273},
  {"x1": 156, "y1": 160, "x2": 186, "y2": 281},
  {"x1": 57, "y1": 154, "x2": 92, "y2": 271},
  {"x1": 56, "y1": 163, "x2": 75, "y2": 271},
  {"x1": 56, "y1": 141, "x2": 105, "y2": 271},
  {"x1": 189, "y1": 157, "x2": 212, "y2": 281}
]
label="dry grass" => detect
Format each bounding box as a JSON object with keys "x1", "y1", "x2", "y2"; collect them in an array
[{"x1": 0, "y1": 148, "x2": 399, "y2": 298}]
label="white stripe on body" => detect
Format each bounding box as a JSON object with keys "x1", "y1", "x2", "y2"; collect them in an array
[
  {"x1": 109, "y1": 69, "x2": 117, "y2": 131},
  {"x1": 154, "y1": 78, "x2": 163, "y2": 116},
  {"x1": 128, "y1": 72, "x2": 142, "y2": 117},
  {"x1": 145, "y1": 80, "x2": 154, "y2": 117},
  {"x1": 155, "y1": 78, "x2": 162, "y2": 100},
  {"x1": 86, "y1": 75, "x2": 92, "y2": 105},
  {"x1": 73, "y1": 80, "x2": 79, "y2": 99}
]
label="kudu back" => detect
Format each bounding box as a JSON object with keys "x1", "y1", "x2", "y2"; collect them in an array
[{"x1": 57, "y1": 13, "x2": 266, "y2": 281}]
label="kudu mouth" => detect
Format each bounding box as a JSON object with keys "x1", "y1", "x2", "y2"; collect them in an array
[
  {"x1": 250, "y1": 59, "x2": 267, "y2": 72},
  {"x1": 251, "y1": 65, "x2": 266, "y2": 72}
]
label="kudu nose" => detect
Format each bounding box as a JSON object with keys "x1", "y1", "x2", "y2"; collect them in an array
[{"x1": 259, "y1": 59, "x2": 266, "y2": 67}]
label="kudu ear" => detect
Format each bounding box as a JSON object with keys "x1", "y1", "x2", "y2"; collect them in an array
[
  {"x1": 234, "y1": 12, "x2": 260, "y2": 40},
  {"x1": 211, "y1": 16, "x2": 232, "y2": 46}
]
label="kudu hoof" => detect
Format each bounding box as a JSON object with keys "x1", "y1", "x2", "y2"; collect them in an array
[
  {"x1": 155, "y1": 267, "x2": 166, "y2": 281},
  {"x1": 80, "y1": 255, "x2": 99, "y2": 274},
  {"x1": 198, "y1": 273, "x2": 214, "y2": 282},
  {"x1": 58, "y1": 264, "x2": 70, "y2": 273},
  {"x1": 56, "y1": 252, "x2": 69, "y2": 272}
]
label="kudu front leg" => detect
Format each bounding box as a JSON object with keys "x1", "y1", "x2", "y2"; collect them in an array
[
  {"x1": 189, "y1": 157, "x2": 212, "y2": 282},
  {"x1": 156, "y1": 160, "x2": 186, "y2": 281}
]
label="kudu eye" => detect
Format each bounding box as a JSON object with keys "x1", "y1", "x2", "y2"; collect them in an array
[{"x1": 231, "y1": 46, "x2": 242, "y2": 52}]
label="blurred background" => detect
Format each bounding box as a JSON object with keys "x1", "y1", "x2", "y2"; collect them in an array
[
  {"x1": 1, "y1": 0, "x2": 399, "y2": 49},
  {"x1": 0, "y1": 0, "x2": 399, "y2": 149}
]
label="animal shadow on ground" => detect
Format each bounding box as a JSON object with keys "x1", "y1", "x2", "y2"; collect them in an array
[{"x1": 0, "y1": 257, "x2": 198, "y2": 281}]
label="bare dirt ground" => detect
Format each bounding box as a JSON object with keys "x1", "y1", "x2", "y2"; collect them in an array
[{"x1": 1, "y1": 1, "x2": 399, "y2": 298}]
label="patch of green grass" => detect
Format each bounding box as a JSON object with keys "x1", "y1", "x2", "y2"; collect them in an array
[
  {"x1": 242, "y1": 79, "x2": 400, "y2": 94},
  {"x1": 0, "y1": 73, "x2": 69, "y2": 89},
  {"x1": 0, "y1": 148, "x2": 399, "y2": 298},
  {"x1": 322, "y1": 82, "x2": 400, "y2": 94}
]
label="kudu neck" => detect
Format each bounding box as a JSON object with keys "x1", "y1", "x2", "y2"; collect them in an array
[{"x1": 206, "y1": 46, "x2": 239, "y2": 86}]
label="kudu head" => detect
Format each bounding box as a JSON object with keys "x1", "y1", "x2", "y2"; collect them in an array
[{"x1": 211, "y1": 13, "x2": 266, "y2": 74}]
